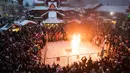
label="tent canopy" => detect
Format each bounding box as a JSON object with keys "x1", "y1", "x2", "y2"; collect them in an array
[
  {"x1": 14, "y1": 20, "x2": 37, "y2": 26},
  {"x1": 0, "y1": 20, "x2": 37, "y2": 32},
  {"x1": 42, "y1": 17, "x2": 64, "y2": 24},
  {"x1": 0, "y1": 23, "x2": 20, "y2": 31},
  {"x1": 0, "y1": 24, "x2": 10, "y2": 31}
]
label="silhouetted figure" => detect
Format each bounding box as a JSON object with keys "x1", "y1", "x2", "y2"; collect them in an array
[{"x1": 81, "y1": 56, "x2": 87, "y2": 64}]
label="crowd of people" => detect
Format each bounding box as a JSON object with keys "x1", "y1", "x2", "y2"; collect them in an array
[
  {"x1": 0, "y1": 10, "x2": 130, "y2": 73},
  {"x1": 42, "y1": 23, "x2": 67, "y2": 42},
  {"x1": 0, "y1": 23, "x2": 46, "y2": 73}
]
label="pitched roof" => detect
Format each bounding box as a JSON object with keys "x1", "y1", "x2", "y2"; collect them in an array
[{"x1": 96, "y1": 6, "x2": 128, "y2": 13}]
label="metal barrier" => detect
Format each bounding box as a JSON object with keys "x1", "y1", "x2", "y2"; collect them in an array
[{"x1": 43, "y1": 53, "x2": 100, "y2": 67}]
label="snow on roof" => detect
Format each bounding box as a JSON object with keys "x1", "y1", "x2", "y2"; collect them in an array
[
  {"x1": 30, "y1": 6, "x2": 48, "y2": 10},
  {"x1": 42, "y1": 17, "x2": 64, "y2": 24},
  {"x1": 57, "y1": 7, "x2": 74, "y2": 11},
  {"x1": 99, "y1": 0, "x2": 130, "y2": 6},
  {"x1": 96, "y1": 6, "x2": 128, "y2": 13},
  {"x1": 34, "y1": 0, "x2": 44, "y2": 4},
  {"x1": 30, "y1": 6, "x2": 75, "y2": 11},
  {"x1": 84, "y1": 3, "x2": 101, "y2": 9}
]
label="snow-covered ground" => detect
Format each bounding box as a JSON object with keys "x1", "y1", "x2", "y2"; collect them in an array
[{"x1": 41, "y1": 41, "x2": 101, "y2": 67}]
